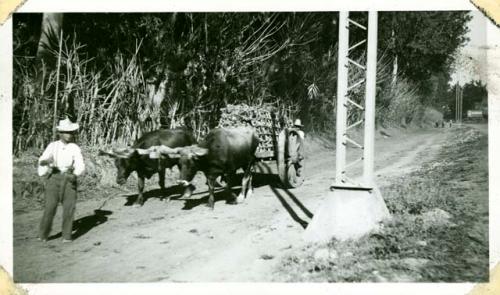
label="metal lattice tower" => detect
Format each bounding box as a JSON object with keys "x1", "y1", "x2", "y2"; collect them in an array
[
  {"x1": 303, "y1": 11, "x2": 390, "y2": 242},
  {"x1": 334, "y1": 11, "x2": 378, "y2": 190}
]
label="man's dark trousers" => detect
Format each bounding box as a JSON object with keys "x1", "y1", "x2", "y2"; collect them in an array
[{"x1": 39, "y1": 173, "x2": 77, "y2": 240}]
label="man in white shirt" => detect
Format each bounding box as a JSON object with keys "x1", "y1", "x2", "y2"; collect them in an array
[
  {"x1": 291, "y1": 119, "x2": 305, "y2": 177},
  {"x1": 38, "y1": 118, "x2": 85, "y2": 242}
]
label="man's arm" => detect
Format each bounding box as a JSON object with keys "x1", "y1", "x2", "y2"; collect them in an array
[
  {"x1": 72, "y1": 146, "x2": 85, "y2": 176},
  {"x1": 38, "y1": 142, "x2": 54, "y2": 176}
]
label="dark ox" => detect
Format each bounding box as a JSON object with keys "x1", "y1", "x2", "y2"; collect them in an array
[
  {"x1": 141, "y1": 126, "x2": 259, "y2": 209},
  {"x1": 99, "y1": 128, "x2": 196, "y2": 206}
]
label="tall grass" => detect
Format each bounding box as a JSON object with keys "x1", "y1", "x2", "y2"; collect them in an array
[
  {"x1": 13, "y1": 37, "x2": 428, "y2": 155},
  {"x1": 13, "y1": 38, "x2": 161, "y2": 154},
  {"x1": 377, "y1": 77, "x2": 422, "y2": 127}
]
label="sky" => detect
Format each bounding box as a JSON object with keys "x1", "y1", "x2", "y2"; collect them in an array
[
  {"x1": 466, "y1": 10, "x2": 487, "y2": 48},
  {"x1": 449, "y1": 10, "x2": 488, "y2": 86}
]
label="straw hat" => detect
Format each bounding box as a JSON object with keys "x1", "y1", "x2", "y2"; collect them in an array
[
  {"x1": 293, "y1": 119, "x2": 303, "y2": 128},
  {"x1": 56, "y1": 118, "x2": 79, "y2": 132}
]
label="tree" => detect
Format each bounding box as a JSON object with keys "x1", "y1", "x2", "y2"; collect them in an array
[
  {"x1": 378, "y1": 12, "x2": 472, "y2": 96},
  {"x1": 36, "y1": 13, "x2": 64, "y2": 69},
  {"x1": 12, "y1": 12, "x2": 474, "y2": 153},
  {"x1": 462, "y1": 80, "x2": 487, "y2": 112}
]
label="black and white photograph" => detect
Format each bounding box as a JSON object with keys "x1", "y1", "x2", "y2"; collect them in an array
[{"x1": 1, "y1": 0, "x2": 499, "y2": 293}]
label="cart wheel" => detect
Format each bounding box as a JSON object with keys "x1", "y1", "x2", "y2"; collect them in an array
[
  {"x1": 277, "y1": 130, "x2": 287, "y2": 185},
  {"x1": 285, "y1": 130, "x2": 305, "y2": 188}
]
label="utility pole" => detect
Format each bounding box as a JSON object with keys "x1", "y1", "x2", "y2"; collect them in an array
[{"x1": 456, "y1": 83, "x2": 463, "y2": 124}]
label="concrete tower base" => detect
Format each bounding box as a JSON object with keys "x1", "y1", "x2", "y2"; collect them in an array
[{"x1": 303, "y1": 186, "x2": 390, "y2": 243}]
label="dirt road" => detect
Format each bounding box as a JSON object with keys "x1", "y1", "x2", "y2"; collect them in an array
[{"x1": 14, "y1": 127, "x2": 451, "y2": 282}]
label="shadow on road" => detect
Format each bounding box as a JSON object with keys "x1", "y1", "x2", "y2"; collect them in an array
[
  {"x1": 256, "y1": 162, "x2": 313, "y2": 229},
  {"x1": 119, "y1": 162, "x2": 314, "y2": 224},
  {"x1": 179, "y1": 172, "x2": 276, "y2": 210},
  {"x1": 269, "y1": 186, "x2": 309, "y2": 229},
  {"x1": 124, "y1": 185, "x2": 185, "y2": 206},
  {"x1": 282, "y1": 188, "x2": 313, "y2": 219},
  {"x1": 181, "y1": 190, "x2": 237, "y2": 210},
  {"x1": 48, "y1": 209, "x2": 113, "y2": 241}
]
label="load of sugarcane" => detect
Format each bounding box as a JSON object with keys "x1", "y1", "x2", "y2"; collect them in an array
[{"x1": 218, "y1": 104, "x2": 281, "y2": 158}]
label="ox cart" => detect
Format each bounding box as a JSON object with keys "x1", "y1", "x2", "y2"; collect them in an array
[{"x1": 218, "y1": 104, "x2": 305, "y2": 188}]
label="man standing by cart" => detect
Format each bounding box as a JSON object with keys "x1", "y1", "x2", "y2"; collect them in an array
[
  {"x1": 37, "y1": 118, "x2": 85, "y2": 242},
  {"x1": 291, "y1": 119, "x2": 305, "y2": 177}
]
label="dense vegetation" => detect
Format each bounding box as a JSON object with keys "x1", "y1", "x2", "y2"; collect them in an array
[{"x1": 13, "y1": 12, "x2": 473, "y2": 154}]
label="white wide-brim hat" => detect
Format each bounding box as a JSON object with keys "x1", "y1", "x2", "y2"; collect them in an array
[
  {"x1": 294, "y1": 119, "x2": 303, "y2": 127},
  {"x1": 56, "y1": 118, "x2": 79, "y2": 132}
]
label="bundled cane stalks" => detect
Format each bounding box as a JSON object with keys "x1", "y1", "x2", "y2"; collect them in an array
[{"x1": 218, "y1": 104, "x2": 285, "y2": 157}]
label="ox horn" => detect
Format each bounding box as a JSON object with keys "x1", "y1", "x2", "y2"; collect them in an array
[
  {"x1": 99, "y1": 147, "x2": 136, "y2": 158},
  {"x1": 111, "y1": 147, "x2": 136, "y2": 158},
  {"x1": 135, "y1": 148, "x2": 153, "y2": 155},
  {"x1": 98, "y1": 149, "x2": 117, "y2": 158}
]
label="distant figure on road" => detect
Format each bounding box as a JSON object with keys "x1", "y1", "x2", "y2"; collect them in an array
[{"x1": 37, "y1": 118, "x2": 85, "y2": 243}]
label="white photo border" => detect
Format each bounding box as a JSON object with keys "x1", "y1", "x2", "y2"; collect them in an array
[{"x1": 1, "y1": 1, "x2": 498, "y2": 294}]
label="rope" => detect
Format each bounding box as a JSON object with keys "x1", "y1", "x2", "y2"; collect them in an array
[{"x1": 96, "y1": 189, "x2": 128, "y2": 210}]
